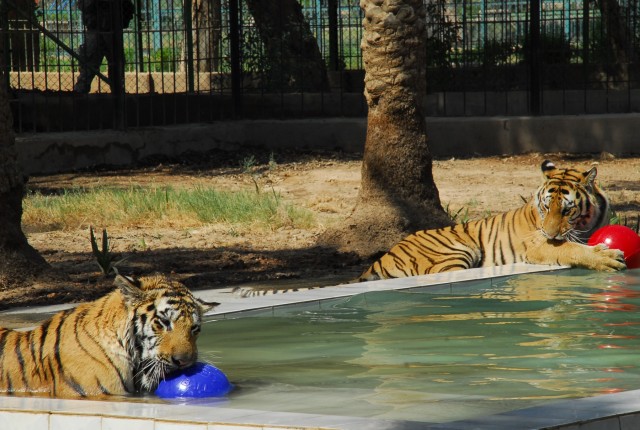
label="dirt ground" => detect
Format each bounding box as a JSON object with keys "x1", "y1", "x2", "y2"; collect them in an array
[{"x1": 7, "y1": 150, "x2": 640, "y2": 310}]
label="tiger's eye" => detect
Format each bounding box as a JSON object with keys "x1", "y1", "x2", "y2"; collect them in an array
[{"x1": 156, "y1": 316, "x2": 172, "y2": 330}]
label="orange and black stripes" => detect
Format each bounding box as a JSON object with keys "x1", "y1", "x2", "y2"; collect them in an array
[
  {"x1": 0, "y1": 274, "x2": 217, "y2": 398},
  {"x1": 359, "y1": 160, "x2": 612, "y2": 281}
]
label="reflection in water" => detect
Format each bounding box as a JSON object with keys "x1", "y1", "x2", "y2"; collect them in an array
[
  {"x1": 200, "y1": 269, "x2": 640, "y2": 423},
  {"x1": 344, "y1": 270, "x2": 640, "y2": 418}
]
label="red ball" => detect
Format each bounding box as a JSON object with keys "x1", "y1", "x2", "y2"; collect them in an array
[{"x1": 588, "y1": 225, "x2": 640, "y2": 269}]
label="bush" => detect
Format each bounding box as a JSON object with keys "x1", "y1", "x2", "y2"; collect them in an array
[
  {"x1": 521, "y1": 32, "x2": 573, "y2": 65},
  {"x1": 480, "y1": 39, "x2": 517, "y2": 66}
]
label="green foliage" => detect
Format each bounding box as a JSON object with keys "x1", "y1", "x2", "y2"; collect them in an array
[
  {"x1": 150, "y1": 48, "x2": 177, "y2": 72},
  {"x1": 610, "y1": 212, "x2": 640, "y2": 234},
  {"x1": 241, "y1": 156, "x2": 261, "y2": 193},
  {"x1": 445, "y1": 200, "x2": 496, "y2": 224},
  {"x1": 480, "y1": 39, "x2": 517, "y2": 66},
  {"x1": 425, "y1": 0, "x2": 461, "y2": 69},
  {"x1": 241, "y1": 155, "x2": 258, "y2": 173},
  {"x1": 445, "y1": 203, "x2": 470, "y2": 224},
  {"x1": 89, "y1": 226, "x2": 125, "y2": 276},
  {"x1": 124, "y1": 47, "x2": 137, "y2": 72},
  {"x1": 521, "y1": 30, "x2": 573, "y2": 65},
  {"x1": 268, "y1": 152, "x2": 278, "y2": 171}
]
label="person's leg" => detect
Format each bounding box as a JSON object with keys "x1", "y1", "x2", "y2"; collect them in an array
[
  {"x1": 104, "y1": 30, "x2": 125, "y2": 93},
  {"x1": 74, "y1": 30, "x2": 105, "y2": 93}
]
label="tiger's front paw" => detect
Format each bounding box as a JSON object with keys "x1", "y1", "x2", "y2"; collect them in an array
[{"x1": 589, "y1": 244, "x2": 627, "y2": 271}]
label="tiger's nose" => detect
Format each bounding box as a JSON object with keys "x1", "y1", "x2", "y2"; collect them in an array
[{"x1": 171, "y1": 352, "x2": 196, "y2": 368}]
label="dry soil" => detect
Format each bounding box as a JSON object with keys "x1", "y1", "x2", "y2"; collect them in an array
[{"x1": 9, "y1": 150, "x2": 640, "y2": 310}]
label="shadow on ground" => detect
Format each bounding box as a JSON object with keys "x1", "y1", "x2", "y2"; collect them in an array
[{"x1": 0, "y1": 244, "x2": 365, "y2": 311}]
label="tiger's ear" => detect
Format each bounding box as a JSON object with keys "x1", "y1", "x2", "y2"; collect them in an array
[
  {"x1": 540, "y1": 159, "x2": 556, "y2": 179},
  {"x1": 198, "y1": 299, "x2": 220, "y2": 314},
  {"x1": 114, "y1": 275, "x2": 144, "y2": 301},
  {"x1": 582, "y1": 166, "x2": 597, "y2": 185}
]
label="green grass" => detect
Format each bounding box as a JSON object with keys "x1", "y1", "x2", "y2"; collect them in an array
[
  {"x1": 23, "y1": 185, "x2": 315, "y2": 232},
  {"x1": 610, "y1": 212, "x2": 640, "y2": 234},
  {"x1": 444, "y1": 200, "x2": 494, "y2": 224}
]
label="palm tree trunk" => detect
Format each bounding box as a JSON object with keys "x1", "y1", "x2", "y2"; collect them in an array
[
  {"x1": 0, "y1": 78, "x2": 51, "y2": 291},
  {"x1": 319, "y1": 0, "x2": 451, "y2": 258}
]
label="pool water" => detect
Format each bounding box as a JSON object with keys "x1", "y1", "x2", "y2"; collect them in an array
[{"x1": 199, "y1": 269, "x2": 640, "y2": 423}]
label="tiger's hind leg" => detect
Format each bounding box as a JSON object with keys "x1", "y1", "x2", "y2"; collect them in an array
[
  {"x1": 358, "y1": 244, "x2": 482, "y2": 281},
  {"x1": 358, "y1": 266, "x2": 382, "y2": 282},
  {"x1": 428, "y1": 256, "x2": 478, "y2": 274}
]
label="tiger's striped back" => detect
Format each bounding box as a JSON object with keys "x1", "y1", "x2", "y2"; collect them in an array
[
  {"x1": 359, "y1": 159, "x2": 624, "y2": 281},
  {"x1": 0, "y1": 274, "x2": 217, "y2": 398},
  {"x1": 360, "y1": 204, "x2": 537, "y2": 279}
]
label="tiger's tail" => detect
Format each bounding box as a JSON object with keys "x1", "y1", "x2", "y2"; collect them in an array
[{"x1": 232, "y1": 285, "x2": 323, "y2": 297}]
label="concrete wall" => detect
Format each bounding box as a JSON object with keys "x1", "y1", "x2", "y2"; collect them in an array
[
  {"x1": 426, "y1": 114, "x2": 640, "y2": 156},
  {"x1": 15, "y1": 114, "x2": 640, "y2": 175}
]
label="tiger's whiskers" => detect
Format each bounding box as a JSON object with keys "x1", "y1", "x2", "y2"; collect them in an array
[{"x1": 136, "y1": 359, "x2": 172, "y2": 391}]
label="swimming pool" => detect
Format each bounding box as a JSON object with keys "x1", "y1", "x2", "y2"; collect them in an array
[
  {"x1": 3, "y1": 264, "x2": 640, "y2": 429},
  {"x1": 200, "y1": 269, "x2": 640, "y2": 424}
]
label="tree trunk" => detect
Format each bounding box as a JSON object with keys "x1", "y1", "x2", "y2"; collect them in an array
[
  {"x1": 0, "y1": 78, "x2": 53, "y2": 293},
  {"x1": 191, "y1": 0, "x2": 222, "y2": 72},
  {"x1": 318, "y1": 0, "x2": 452, "y2": 258},
  {"x1": 596, "y1": 0, "x2": 634, "y2": 88},
  {"x1": 244, "y1": 0, "x2": 329, "y2": 92}
]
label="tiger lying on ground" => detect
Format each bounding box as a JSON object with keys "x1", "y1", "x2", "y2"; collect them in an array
[
  {"x1": 236, "y1": 160, "x2": 625, "y2": 297},
  {"x1": 358, "y1": 159, "x2": 626, "y2": 280},
  {"x1": 0, "y1": 274, "x2": 217, "y2": 398}
]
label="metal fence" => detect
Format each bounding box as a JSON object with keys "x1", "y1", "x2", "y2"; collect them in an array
[
  {"x1": 425, "y1": 0, "x2": 640, "y2": 115},
  {"x1": 2, "y1": 0, "x2": 640, "y2": 132}
]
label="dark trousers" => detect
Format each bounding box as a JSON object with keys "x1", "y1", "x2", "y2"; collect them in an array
[{"x1": 74, "y1": 27, "x2": 124, "y2": 93}]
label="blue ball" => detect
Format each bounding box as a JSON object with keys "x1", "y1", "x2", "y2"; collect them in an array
[{"x1": 155, "y1": 362, "x2": 233, "y2": 398}]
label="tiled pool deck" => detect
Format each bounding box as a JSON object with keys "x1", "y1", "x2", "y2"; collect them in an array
[{"x1": 2, "y1": 263, "x2": 640, "y2": 430}]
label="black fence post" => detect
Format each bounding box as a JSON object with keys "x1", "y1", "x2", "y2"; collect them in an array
[
  {"x1": 582, "y1": 0, "x2": 590, "y2": 112},
  {"x1": 112, "y1": 0, "x2": 126, "y2": 129},
  {"x1": 529, "y1": 0, "x2": 541, "y2": 114},
  {"x1": 135, "y1": 0, "x2": 145, "y2": 72},
  {"x1": 229, "y1": 0, "x2": 241, "y2": 117},
  {"x1": 328, "y1": 0, "x2": 339, "y2": 71},
  {"x1": 1, "y1": 0, "x2": 10, "y2": 90},
  {"x1": 184, "y1": 0, "x2": 194, "y2": 92}
]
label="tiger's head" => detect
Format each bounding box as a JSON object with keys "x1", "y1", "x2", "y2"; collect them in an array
[
  {"x1": 114, "y1": 274, "x2": 218, "y2": 392},
  {"x1": 534, "y1": 160, "x2": 610, "y2": 242}
]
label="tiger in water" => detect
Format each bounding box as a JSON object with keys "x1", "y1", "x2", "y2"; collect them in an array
[
  {"x1": 359, "y1": 159, "x2": 625, "y2": 280},
  {"x1": 0, "y1": 274, "x2": 217, "y2": 398},
  {"x1": 236, "y1": 160, "x2": 625, "y2": 296}
]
